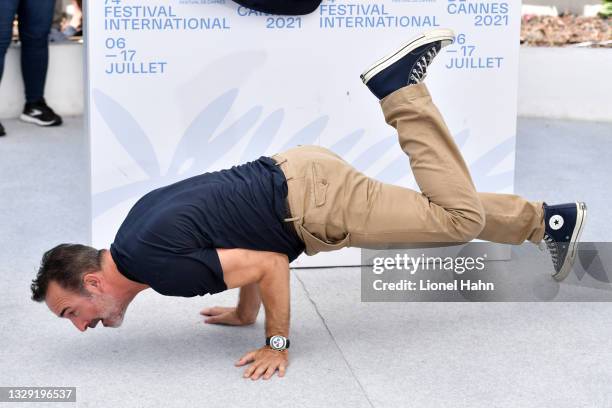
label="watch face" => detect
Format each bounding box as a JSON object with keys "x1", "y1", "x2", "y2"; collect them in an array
[{"x1": 270, "y1": 335, "x2": 286, "y2": 350}]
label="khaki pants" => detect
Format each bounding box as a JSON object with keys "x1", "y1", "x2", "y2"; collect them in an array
[{"x1": 271, "y1": 84, "x2": 545, "y2": 256}]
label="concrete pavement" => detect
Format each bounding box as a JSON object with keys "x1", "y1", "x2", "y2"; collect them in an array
[{"x1": 1, "y1": 116, "x2": 611, "y2": 408}]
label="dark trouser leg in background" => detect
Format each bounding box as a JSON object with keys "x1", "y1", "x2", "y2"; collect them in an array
[
  {"x1": 0, "y1": 0, "x2": 19, "y2": 85},
  {"x1": 17, "y1": 0, "x2": 54, "y2": 103}
]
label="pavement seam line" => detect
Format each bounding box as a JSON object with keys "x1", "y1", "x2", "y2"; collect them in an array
[{"x1": 295, "y1": 271, "x2": 375, "y2": 408}]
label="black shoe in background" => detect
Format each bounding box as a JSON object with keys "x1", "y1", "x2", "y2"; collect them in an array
[
  {"x1": 20, "y1": 99, "x2": 63, "y2": 127},
  {"x1": 0, "y1": 121, "x2": 5, "y2": 137}
]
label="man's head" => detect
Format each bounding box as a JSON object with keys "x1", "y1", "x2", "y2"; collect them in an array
[{"x1": 31, "y1": 244, "x2": 142, "y2": 331}]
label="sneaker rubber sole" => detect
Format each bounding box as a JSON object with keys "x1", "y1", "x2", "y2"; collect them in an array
[
  {"x1": 360, "y1": 28, "x2": 456, "y2": 84},
  {"x1": 19, "y1": 114, "x2": 61, "y2": 127},
  {"x1": 553, "y1": 202, "x2": 588, "y2": 281}
]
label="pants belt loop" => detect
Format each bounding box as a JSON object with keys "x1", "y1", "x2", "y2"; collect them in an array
[
  {"x1": 272, "y1": 155, "x2": 294, "y2": 181},
  {"x1": 273, "y1": 157, "x2": 288, "y2": 166}
]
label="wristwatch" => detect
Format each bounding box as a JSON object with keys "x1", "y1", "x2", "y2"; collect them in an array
[{"x1": 266, "y1": 335, "x2": 290, "y2": 351}]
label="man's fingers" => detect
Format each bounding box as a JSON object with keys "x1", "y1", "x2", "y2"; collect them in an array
[
  {"x1": 263, "y1": 365, "x2": 277, "y2": 380},
  {"x1": 199, "y1": 307, "x2": 219, "y2": 315},
  {"x1": 235, "y1": 351, "x2": 256, "y2": 366},
  {"x1": 235, "y1": 350, "x2": 288, "y2": 380},
  {"x1": 200, "y1": 306, "x2": 232, "y2": 316},
  {"x1": 203, "y1": 315, "x2": 223, "y2": 324},
  {"x1": 243, "y1": 361, "x2": 260, "y2": 378},
  {"x1": 250, "y1": 363, "x2": 269, "y2": 380}
]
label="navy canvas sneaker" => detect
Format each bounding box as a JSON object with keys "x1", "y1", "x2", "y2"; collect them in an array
[
  {"x1": 540, "y1": 202, "x2": 588, "y2": 281},
  {"x1": 360, "y1": 29, "x2": 455, "y2": 100},
  {"x1": 20, "y1": 99, "x2": 63, "y2": 127}
]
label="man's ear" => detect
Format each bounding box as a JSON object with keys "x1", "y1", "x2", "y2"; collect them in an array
[{"x1": 83, "y1": 272, "x2": 103, "y2": 294}]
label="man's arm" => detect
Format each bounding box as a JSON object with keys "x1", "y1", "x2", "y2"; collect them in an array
[
  {"x1": 213, "y1": 248, "x2": 291, "y2": 380},
  {"x1": 237, "y1": 283, "x2": 262, "y2": 323}
]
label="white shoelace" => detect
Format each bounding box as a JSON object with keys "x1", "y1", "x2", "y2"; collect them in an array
[
  {"x1": 409, "y1": 47, "x2": 438, "y2": 85},
  {"x1": 539, "y1": 234, "x2": 560, "y2": 270}
]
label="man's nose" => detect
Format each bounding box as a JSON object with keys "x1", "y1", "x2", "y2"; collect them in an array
[{"x1": 71, "y1": 318, "x2": 88, "y2": 332}]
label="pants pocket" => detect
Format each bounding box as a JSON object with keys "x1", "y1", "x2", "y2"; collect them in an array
[{"x1": 299, "y1": 225, "x2": 350, "y2": 255}]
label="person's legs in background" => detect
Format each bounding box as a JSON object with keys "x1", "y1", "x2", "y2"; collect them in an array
[
  {"x1": 17, "y1": 0, "x2": 62, "y2": 127},
  {"x1": 0, "y1": 0, "x2": 20, "y2": 136}
]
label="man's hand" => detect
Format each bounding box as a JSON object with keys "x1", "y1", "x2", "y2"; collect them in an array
[
  {"x1": 201, "y1": 282, "x2": 261, "y2": 326},
  {"x1": 200, "y1": 306, "x2": 255, "y2": 326},
  {"x1": 235, "y1": 347, "x2": 288, "y2": 380}
]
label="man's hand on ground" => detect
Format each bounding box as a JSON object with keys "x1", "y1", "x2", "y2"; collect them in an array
[
  {"x1": 235, "y1": 347, "x2": 288, "y2": 380},
  {"x1": 200, "y1": 306, "x2": 256, "y2": 326}
]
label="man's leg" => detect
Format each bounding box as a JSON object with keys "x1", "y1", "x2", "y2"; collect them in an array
[
  {"x1": 357, "y1": 29, "x2": 586, "y2": 282},
  {"x1": 355, "y1": 83, "x2": 486, "y2": 245},
  {"x1": 385, "y1": 84, "x2": 545, "y2": 245},
  {"x1": 477, "y1": 192, "x2": 544, "y2": 244},
  {"x1": 273, "y1": 37, "x2": 544, "y2": 250},
  {"x1": 354, "y1": 30, "x2": 585, "y2": 281},
  {"x1": 275, "y1": 29, "x2": 585, "y2": 280},
  {"x1": 345, "y1": 83, "x2": 544, "y2": 248}
]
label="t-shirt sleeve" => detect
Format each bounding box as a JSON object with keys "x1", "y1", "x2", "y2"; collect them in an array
[{"x1": 151, "y1": 248, "x2": 228, "y2": 297}]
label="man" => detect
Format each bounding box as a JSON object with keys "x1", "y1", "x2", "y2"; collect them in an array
[
  {"x1": 31, "y1": 29, "x2": 587, "y2": 380},
  {"x1": 0, "y1": 0, "x2": 63, "y2": 137}
]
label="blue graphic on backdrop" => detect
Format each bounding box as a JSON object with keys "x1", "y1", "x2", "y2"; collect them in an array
[{"x1": 93, "y1": 88, "x2": 513, "y2": 218}]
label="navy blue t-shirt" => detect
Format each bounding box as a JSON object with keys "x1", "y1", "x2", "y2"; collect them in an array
[{"x1": 110, "y1": 156, "x2": 305, "y2": 297}]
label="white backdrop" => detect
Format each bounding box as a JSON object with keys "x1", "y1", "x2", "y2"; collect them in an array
[{"x1": 86, "y1": 0, "x2": 521, "y2": 267}]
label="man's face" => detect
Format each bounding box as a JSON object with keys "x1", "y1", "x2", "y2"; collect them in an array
[{"x1": 45, "y1": 279, "x2": 127, "y2": 332}]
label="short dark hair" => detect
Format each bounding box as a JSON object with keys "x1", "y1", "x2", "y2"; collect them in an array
[{"x1": 31, "y1": 244, "x2": 104, "y2": 302}]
